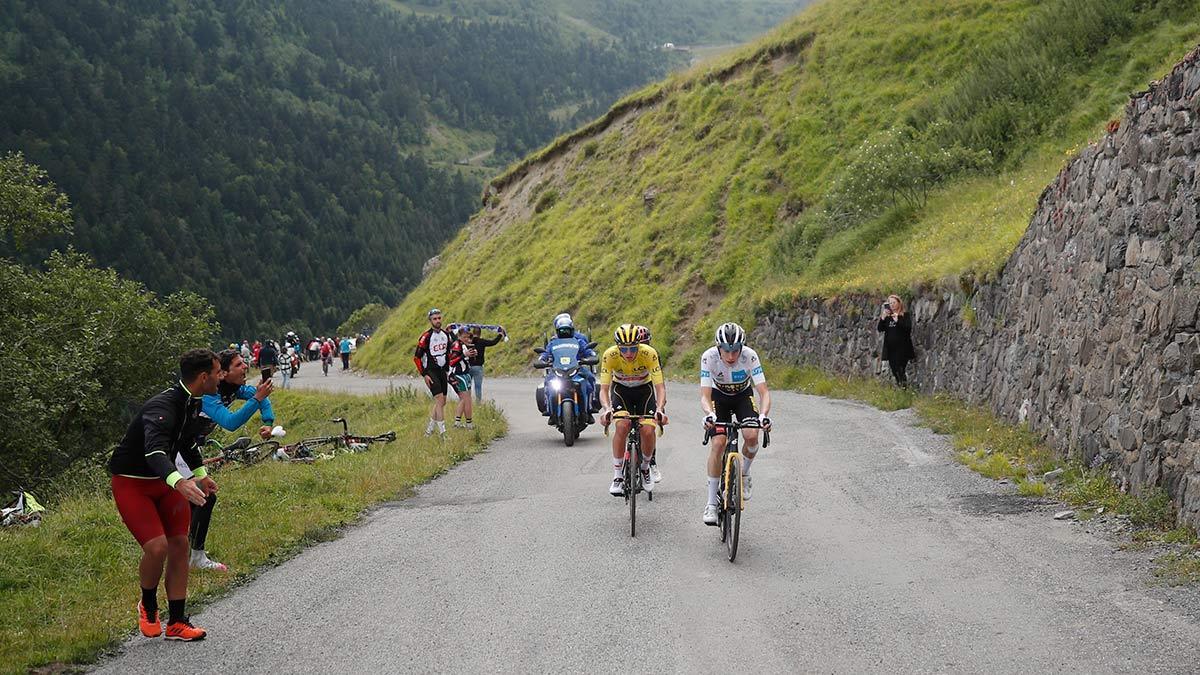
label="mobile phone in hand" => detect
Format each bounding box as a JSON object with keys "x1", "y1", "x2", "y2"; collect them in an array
[{"x1": 261, "y1": 368, "x2": 272, "y2": 382}]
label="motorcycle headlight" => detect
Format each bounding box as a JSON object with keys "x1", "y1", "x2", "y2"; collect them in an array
[{"x1": 549, "y1": 378, "x2": 563, "y2": 391}]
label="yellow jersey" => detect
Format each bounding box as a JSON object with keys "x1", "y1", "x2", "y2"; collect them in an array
[{"x1": 600, "y1": 344, "x2": 664, "y2": 387}]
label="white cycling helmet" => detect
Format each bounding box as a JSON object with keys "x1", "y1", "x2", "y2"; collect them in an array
[{"x1": 715, "y1": 322, "x2": 746, "y2": 349}]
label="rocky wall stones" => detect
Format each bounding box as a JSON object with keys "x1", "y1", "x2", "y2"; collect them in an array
[{"x1": 757, "y1": 44, "x2": 1200, "y2": 527}]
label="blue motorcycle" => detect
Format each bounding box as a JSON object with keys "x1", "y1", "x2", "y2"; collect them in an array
[{"x1": 534, "y1": 338, "x2": 598, "y2": 446}]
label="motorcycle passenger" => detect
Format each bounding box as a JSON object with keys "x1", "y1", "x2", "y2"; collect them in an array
[
  {"x1": 599, "y1": 324, "x2": 668, "y2": 496},
  {"x1": 699, "y1": 322, "x2": 772, "y2": 526}
]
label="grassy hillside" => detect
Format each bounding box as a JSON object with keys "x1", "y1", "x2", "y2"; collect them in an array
[{"x1": 357, "y1": 0, "x2": 1200, "y2": 375}]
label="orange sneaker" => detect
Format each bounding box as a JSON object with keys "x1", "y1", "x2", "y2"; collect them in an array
[
  {"x1": 137, "y1": 602, "x2": 161, "y2": 638},
  {"x1": 165, "y1": 618, "x2": 207, "y2": 641}
]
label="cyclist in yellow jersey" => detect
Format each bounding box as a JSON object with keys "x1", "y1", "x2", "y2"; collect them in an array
[{"x1": 599, "y1": 324, "x2": 668, "y2": 496}]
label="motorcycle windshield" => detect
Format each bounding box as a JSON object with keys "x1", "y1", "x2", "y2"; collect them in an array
[{"x1": 546, "y1": 338, "x2": 580, "y2": 374}]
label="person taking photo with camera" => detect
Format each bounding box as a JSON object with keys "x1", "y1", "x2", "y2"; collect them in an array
[{"x1": 877, "y1": 294, "x2": 915, "y2": 387}]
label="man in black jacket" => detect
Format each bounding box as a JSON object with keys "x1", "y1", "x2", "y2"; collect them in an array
[{"x1": 108, "y1": 348, "x2": 221, "y2": 642}]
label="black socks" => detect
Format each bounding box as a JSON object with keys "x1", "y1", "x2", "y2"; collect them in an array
[
  {"x1": 168, "y1": 598, "x2": 186, "y2": 624},
  {"x1": 141, "y1": 587, "x2": 157, "y2": 617}
]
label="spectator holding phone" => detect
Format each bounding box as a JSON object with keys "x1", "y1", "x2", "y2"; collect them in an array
[
  {"x1": 468, "y1": 325, "x2": 505, "y2": 401},
  {"x1": 877, "y1": 294, "x2": 915, "y2": 387},
  {"x1": 178, "y1": 349, "x2": 275, "y2": 571}
]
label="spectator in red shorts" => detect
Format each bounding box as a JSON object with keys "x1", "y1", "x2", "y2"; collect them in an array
[{"x1": 108, "y1": 348, "x2": 222, "y2": 642}]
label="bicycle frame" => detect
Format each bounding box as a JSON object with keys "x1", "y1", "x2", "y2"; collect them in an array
[
  {"x1": 704, "y1": 418, "x2": 770, "y2": 560},
  {"x1": 706, "y1": 419, "x2": 769, "y2": 506}
]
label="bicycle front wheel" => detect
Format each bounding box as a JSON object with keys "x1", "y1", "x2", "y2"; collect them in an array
[
  {"x1": 725, "y1": 460, "x2": 742, "y2": 562},
  {"x1": 242, "y1": 440, "x2": 280, "y2": 465}
]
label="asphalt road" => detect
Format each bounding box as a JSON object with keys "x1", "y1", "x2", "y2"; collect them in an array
[{"x1": 94, "y1": 366, "x2": 1200, "y2": 673}]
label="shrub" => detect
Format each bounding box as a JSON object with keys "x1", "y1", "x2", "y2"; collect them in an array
[
  {"x1": 824, "y1": 122, "x2": 991, "y2": 229},
  {"x1": 0, "y1": 252, "x2": 216, "y2": 495},
  {"x1": 0, "y1": 154, "x2": 216, "y2": 495},
  {"x1": 534, "y1": 188, "x2": 558, "y2": 213},
  {"x1": 337, "y1": 302, "x2": 391, "y2": 337}
]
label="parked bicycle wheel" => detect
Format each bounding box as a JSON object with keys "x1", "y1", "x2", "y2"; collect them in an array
[{"x1": 239, "y1": 440, "x2": 280, "y2": 466}]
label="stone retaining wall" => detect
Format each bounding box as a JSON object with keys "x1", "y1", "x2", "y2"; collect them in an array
[{"x1": 758, "y1": 44, "x2": 1200, "y2": 526}]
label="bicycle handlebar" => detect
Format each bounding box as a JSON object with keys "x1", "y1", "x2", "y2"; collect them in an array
[
  {"x1": 602, "y1": 413, "x2": 665, "y2": 438},
  {"x1": 702, "y1": 420, "x2": 771, "y2": 448}
]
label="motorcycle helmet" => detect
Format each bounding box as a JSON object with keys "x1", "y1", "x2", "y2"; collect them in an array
[
  {"x1": 614, "y1": 323, "x2": 639, "y2": 346},
  {"x1": 715, "y1": 322, "x2": 746, "y2": 350},
  {"x1": 554, "y1": 313, "x2": 575, "y2": 338}
]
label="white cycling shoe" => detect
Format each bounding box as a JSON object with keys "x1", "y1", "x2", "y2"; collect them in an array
[
  {"x1": 641, "y1": 468, "x2": 654, "y2": 492},
  {"x1": 702, "y1": 504, "x2": 719, "y2": 526},
  {"x1": 742, "y1": 475, "x2": 752, "y2": 502},
  {"x1": 609, "y1": 478, "x2": 624, "y2": 496},
  {"x1": 650, "y1": 464, "x2": 662, "y2": 483}
]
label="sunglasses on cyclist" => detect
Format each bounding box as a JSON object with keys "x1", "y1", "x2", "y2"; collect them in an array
[
  {"x1": 718, "y1": 343, "x2": 743, "y2": 352},
  {"x1": 618, "y1": 345, "x2": 639, "y2": 354}
]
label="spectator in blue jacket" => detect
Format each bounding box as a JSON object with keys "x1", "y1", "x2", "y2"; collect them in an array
[
  {"x1": 176, "y1": 349, "x2": 276, "y2": 571},
  {"x1": 339, "y1": 336, "x2": 352, "y2": 370}
]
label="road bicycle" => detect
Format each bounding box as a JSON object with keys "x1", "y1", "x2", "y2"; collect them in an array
[
  {"x1": 201, "y1": 436, "x2": 280, "y2": 471},
  {"x1": 703, "y1": 418, "x2": 770, "y2": 562},
  {"x1": 287, "y1": 417, "x2": 397, "y2": 461},
  {"x1": 605, "y1": 413, "x2": 662, "y2": 537}
]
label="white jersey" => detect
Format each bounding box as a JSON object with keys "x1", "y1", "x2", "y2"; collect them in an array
[{"x1": 700, "y1": 346, "x2": 765, "y2": 396}]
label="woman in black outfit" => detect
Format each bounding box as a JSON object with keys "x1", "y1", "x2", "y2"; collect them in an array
[{"x1": 877, "y1": 294, "x2": 915, "y2": 387}]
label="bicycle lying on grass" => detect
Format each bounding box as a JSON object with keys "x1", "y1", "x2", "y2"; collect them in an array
[
  {"x1": 201, "y1": 436, "x2": 281, "y2": 471},
  {"x1": 276, "y1": 417, "x2": 397, "y2": 462},
  {"x1": 605, "y1": 413, "x2": 662, "y2": 538},
  {"x1": 703, "y1": 418, "x2": 770, "y2": 562}
]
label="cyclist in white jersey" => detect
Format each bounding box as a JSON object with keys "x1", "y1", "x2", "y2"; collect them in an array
[{"x1": 699, "y1": 322, "x2": 772, "y2": 526}]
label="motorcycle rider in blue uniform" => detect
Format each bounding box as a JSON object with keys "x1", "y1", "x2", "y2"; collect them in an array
[{"x1": 541, "y1": 313, "x2": 599, "y2": 419}]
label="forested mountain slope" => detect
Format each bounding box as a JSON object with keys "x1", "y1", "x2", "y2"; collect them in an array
[
  {"x1": 0, "y1": 0, "x2": 674, "y2": 336},
  {"x1": 389, "y1": 0, "x2": 814, "y2": 46},
  {"x1": 358, "y1": 0, "x2": 1200, "y2": 374}
]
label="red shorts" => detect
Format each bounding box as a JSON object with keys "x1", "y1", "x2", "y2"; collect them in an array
[{"x1": 111, "y1": 475, "x2": 190, "y2": 545}]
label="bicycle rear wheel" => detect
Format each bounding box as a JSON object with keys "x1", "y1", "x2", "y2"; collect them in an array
[{"x1": 726, "y1": 460, "x2": 742, "y2": 562}]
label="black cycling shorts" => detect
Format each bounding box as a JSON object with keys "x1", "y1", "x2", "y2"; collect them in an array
[
  {"x1": 425, "y1": 368, "x2": 448, "y2": 397},
  {"x1": 711, "y1": 391, "x2": 758, "y2": 431},
  {"x1": 611, "y1": 383, "x2": 657, "y2": 418}
]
